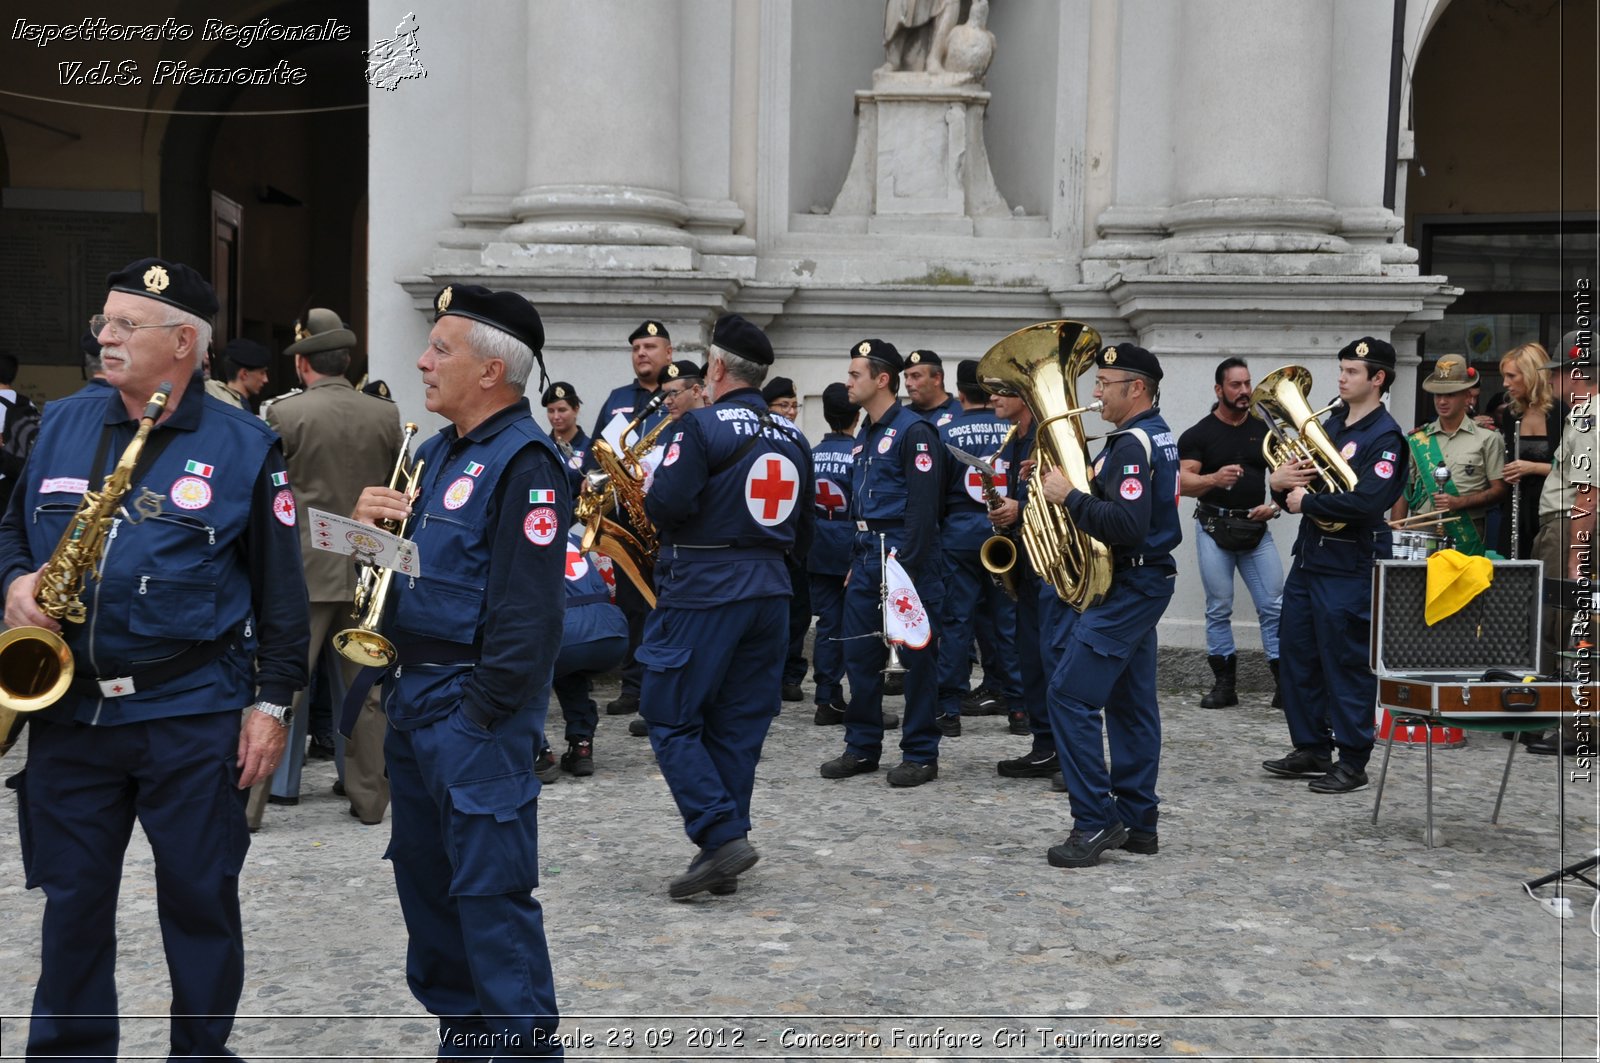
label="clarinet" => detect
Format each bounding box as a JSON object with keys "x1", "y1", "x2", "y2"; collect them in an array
[{"x1": 1509, "y1": 413, "x2": 1523, "y2": 560}]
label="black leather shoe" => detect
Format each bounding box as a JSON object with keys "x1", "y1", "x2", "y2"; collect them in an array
[
  {"x1": 781, "y1": 683, "x2": 804, "y2": 702},
  {"x1": 887, "y1": 760, "x2": 938, "y2": 787},
  {"x1": 628, "y1": 715, "x2": 649, "y2": 737},
  {"x1": 605, "y1": 693, "x2": 640, "y2": 716},
  {"x1": 331, "y1": 778, "x2": 347, "y2": 797},
  {"x1": 881, "y1": 711, "x2": 900, "y2": 729},
  {"x1": 997, "y1": 749, "x2": 1059, "y2": 778},
  {"x1": 307, "y1": 738, "x2": 336, "y2": 761},
  {"x1": 1047, "y1": 824, "x2": 1128, "y2": 868},
  {"x1": 820, "y1": 753, "x2": 879, "y2": 778},
  {"x1": 1050, "y1": 771, "x2": 1066, "y2": 792},
  {"x1": 1120, "y1": 829, "x2": 1158, "y2": 855},
  {"x1": 960, "y1": 687, "x2": 1007, "y2": 716},
  {"x1": 1307, "y1": 762, "x2": 1370, "y2": 793},
  {"x1": 266, "y1": 794, "x2": 299, "y2": 806},
  {"x1": 560, "y1": 739, "x2": 594, "y2": 776},
  {"x1": 1262, "y1": 749, "x2": 1333, "y2": 778},
  {"x1": 935, "y1": 714, "x2": 961, "y2": 737},
  {"x1": 535, "y1": 748, "x2": 560, "y2": 784},
  {"x1": 708, "y1": 877, "x2": 738, "y2": 896},
  {"x1": 883, "y1": 672, "x2": 904, "y2": 696},
  {"x1": 1525, "y1": 734, "x2": 1579, "y2": 757},
  {"x1": 813, "y1": 702, "x2": 846, "y2": 726},
  {"x1": 1007, "y1": 710, "x2": 1029, "y2": 736},
  {"x1": 670, "y1": 838, "x2": 759, "y2": 899}
]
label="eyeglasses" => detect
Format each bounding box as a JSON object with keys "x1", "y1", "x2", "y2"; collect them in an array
[
  {"x1": 1092, "y1": 376, "x2": 1137, "y2": 392},
  {"x1": 662, "y1": 385, "x2": 698, "y2": 399},
  {"x1": 90, "y1": 314, "x2": 185, "y2": 340}
]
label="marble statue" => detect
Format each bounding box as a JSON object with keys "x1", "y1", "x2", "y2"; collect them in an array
[
  {"x1": 942, "y1": 0, "x2": 995, "y2": 83},
  {"x1": 881, "y1": 0, "x2": 960, "y2": 75}
]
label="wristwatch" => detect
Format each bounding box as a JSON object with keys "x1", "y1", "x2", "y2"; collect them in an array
[{"x1": 254, "y1": 701, "x2": 293, "y2": 729}]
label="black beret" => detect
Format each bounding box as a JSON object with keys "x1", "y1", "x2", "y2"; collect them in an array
[
  {"x1": 822, "y1": 381, "x2": 857, "y2": 422},
  {"x1": 362, "y1": 379, "x2": 392, "y2": 400},
  {"x1": 285, "y1": 307, "x2": 357, "y2": 358},
  {"x1": 761, "y1": 376, "x2": 797, "y2": 402},
  {"x1": 663, "y1": 359, "x2": 703, "y2": 382},
  {"x1": 1337, "y1": 336, "x2": 1396, "y2": 370},
  {"x1": 221, "y1": 337, "x2": 271, "y2": 369},
  {"x1": 1097, "y1": 343, "x2": 1163, "y2": 381},
  {"x1": 80, "y1": 330, "x2": 102, "y2": 359},
  {"x1": 433, "y1": 284, "x2": 544, "y2": 353},
  {"x1": 711, "y1": 314, "x2": 774, "y2": 365},
  {"x1": 106, "y1": 257, "x2": 218, "y2": 319},
  {"x1": 629, "y1": 319, "x2": 670, "y2": 343},
  {"x1": 541, "y1": 381, "x2": 581, "y2": 406},
  {"x1": 956, "y1": 358, "x2": 982, "y2": 390},
  {"x1": 851, "y1": 338, "x2": 902, "y2": 374},
  {"x1": 905, "y1": 349, "x2": 942, "y2": 368}
]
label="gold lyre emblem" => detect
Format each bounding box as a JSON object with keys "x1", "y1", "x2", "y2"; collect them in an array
[
  {"x1": 554, "y1": 385, "x2": 566, "y2": 399},
  {"x1": 857, "y1": 342, "x2": 871, "y2": 357},
  {"x1": 646, "y1": 322, "x2": 659, "y2": 336},
  {"x1": 143, "y1": 266, "x2": 170, "y2": 294},
  {"x1": 665, "y1": 364, "x2": 679, "y2": 379},
  {"x1": 1356, "y1": 341, "x2": 1370, "y2": 357},
  {"x1": 1103, "y1": 347, "x2": 1118, "y2": 364},
  {"x1": 909, "y1": 352, "x2": 922, "y2": 365},
  {"x1": 437, "y1": 286, "x2": 453, "y2": 313}
]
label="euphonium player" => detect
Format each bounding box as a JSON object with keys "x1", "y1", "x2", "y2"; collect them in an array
[
  {"x1": 352, "y1": 284, "x2": 567, "y2": 1054},
  {"x1": 1036, "y1": 343, "x2": 1180, "y2": 868},
  {"x1": 1262, "y1": 337, "x2": 1407, "y2": 794},
  {"x1": 0, "y1": 257, "x2": 310, "y2": 1060}
]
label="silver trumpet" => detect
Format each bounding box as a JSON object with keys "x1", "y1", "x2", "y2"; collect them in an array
[{"x1": 878, "y1": 533, "x2": 909, "y2": 677}]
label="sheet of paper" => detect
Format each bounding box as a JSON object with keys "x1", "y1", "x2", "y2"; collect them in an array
[{"x1": 307, "y1": 508, "x2": 421, "y2": 577}]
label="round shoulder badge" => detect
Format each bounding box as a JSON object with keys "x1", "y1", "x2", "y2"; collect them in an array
[
  {"x1": 443, "y1": 476, "x2": 474, "y2": 510},
  {"x1": 170, "y1": 475, "x2": 212, "y2": 510},
  {"x1": 525, "y1": 507, "x2": 559, "y2": 545},
  {"x1": 1341, "y1": 440, "x2": 1358, "y2": 460},
  {"x1": 745, "y1": 452, "x2": 800, "y2": 526},
  {"x1": 914, "y1": 453, "x2": 934, "y2": 473},
  {"x1": 273, "y1": 488, "x2": 297, "y2": 526},
  {"x1": 662, "y1": 442, "x2": 681, "y2": 467},
  {"x1": 1119, "y1": 477, "x2": 1144, "y2": 500},
  {"x1": 876, "y1": 434, "x2": 894, "y2": 455}
]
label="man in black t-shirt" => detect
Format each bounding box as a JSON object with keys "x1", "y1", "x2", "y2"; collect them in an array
[{"x1": 1176, "y1": 358, "x2": 1285, "y2": 708}]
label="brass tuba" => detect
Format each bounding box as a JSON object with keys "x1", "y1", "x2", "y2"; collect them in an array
[
  {"x1": 332, "y1": 423, "x2": 425, "y2": 667},
  {"x1": 1249, "y1": 365, "x2": 1359, "y2": 533},
  {"x1": 575, "y1": 392, "x2": 671, "y2": 606},
  {"x1": 0, "y1": 383, "x2": 174, "y2": 753},
  {"x1": 973, "y1": 423, "x2": 1021, "y2": 600},
  {"x1": 977, "y1": 321, "x2": 1113, "y2": 612}
]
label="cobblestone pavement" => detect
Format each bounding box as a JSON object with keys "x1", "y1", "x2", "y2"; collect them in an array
[{"x1": 0, "y1": 673, "x2": 1596, "y2": 1061}]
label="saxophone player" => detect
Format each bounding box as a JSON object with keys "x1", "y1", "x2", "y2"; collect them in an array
[
  {"x1": 0, "y1": 258, "x2": 310, "y2": 1060},
  {"x1": 1262, "y1": 337, "x2": 1407, "y2": 794},
  {"x1": 1036, "y1": 343, "x2": 1180, "y2": 867}
]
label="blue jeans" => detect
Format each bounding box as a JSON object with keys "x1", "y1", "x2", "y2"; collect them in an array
[{"x1": 1193, "y1": 518, "x2": 1284, "y2": 659}]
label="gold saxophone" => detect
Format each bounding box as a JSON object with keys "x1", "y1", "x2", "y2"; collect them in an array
[
  {"x1": 575, "y1": 392, "x2": 671, "y2": 606},
  {"x1": 0, "y1": 383, "x2": 174, "y2": 753},
  {"x1": 975, "y1": 423, "x2": 1021, "y2": 600},
  {"x1": 977, "y1": 321, "x2": 1113, "y2": 612},
  {"x1": 1250, "y1": 365, "x2": 1359, "y2": 533}
]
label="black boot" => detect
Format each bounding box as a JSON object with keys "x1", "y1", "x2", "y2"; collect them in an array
[
  {"x1": 1268, "y1": 658, "x2": 1283, "y2": 709},
  {"x1": 1200, "y1": 654, "x2": 1238, "y2": 708}
]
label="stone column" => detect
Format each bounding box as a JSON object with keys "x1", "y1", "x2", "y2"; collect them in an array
[{"x1": 498, "y1": 0, "x2": 696, "y2": 270}]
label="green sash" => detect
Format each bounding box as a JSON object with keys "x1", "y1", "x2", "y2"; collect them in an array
[{"x1": 1403, "y1": 428, "x2": 1486, "y2": 555}]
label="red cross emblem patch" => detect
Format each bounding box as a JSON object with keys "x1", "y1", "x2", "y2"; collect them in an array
[
  {"x1": 745, "y1": 454, "x2": 799, "y2": 526},
  {"x1": 565, "y1": 543, "x2": 589, "y2": 581},
  {"x1": 1119, "y1": 477, "x2": 1143, "y2": 501},
  {"x1": 272, "y1": 488, "x2": 297, "y2": 525},
  {"x1": 524, "y1": 506, "x2": 559, "y2": 545},
  {"x1": 964, "y1": 465, "x2": 1008, "y2": 503},
  {"x1": 814, "y1": 477, "x2": 847, "y2": 516}
]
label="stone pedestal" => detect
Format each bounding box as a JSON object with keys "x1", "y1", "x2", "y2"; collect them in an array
[{"x1": 828, "y1": 75, "x2": 1010, "y2": 236}]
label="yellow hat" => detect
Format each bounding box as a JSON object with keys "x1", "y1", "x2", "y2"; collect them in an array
[{"x1": 1424, "y1": 549, "x2": 1494, "y2": 625}]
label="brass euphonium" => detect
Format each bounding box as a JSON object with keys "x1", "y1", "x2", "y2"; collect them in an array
[
  {"x1": 977, "y1": 321, "x2": 1113, "y2": 612},
  {"x1": 576, "y1": 391, "x2": 671, "y2": 607},
  {"x1": 0, "y1": 383, "x2": 174, "y2": 754},
  {"x1": 1249, "y1": 365, "x2": 1359, "y2": 533},
  {"x1": 333, "y1": 423, "x2": 425, "y2": 667}
]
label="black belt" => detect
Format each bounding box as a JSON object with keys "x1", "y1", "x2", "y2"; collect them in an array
[
  {"x1": 1196, "y1": 502, "x2": 1255, "y2": 518},
  {"x1": 390, "y1": 634, "x2": 482, "y2": 666},
  {"x1": 568, "y1": 591, "x2": 612, "y2": 607},
  {"x1": 71, "y1": 624, "x2": 246, "y2": 699}
]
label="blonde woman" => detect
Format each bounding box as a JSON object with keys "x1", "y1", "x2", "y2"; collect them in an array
[{"x1": 1495, "y1": 342, "x2": 1559, "y2": 558}]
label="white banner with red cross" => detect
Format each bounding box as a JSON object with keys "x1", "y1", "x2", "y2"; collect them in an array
[{"x1": 883, "y1": 549, "x2": 931, "y2": 650}]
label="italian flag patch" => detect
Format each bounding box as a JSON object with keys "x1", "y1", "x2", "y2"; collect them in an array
[
  {"x1": 185, "y1": 460, "x2": 214, "y2": 478},
  {"x1": 271, "y1": 471, "x2": 289, "y2": 487},
  {"x1": 1122, "y1": 464, "x2": 1140, "y2": 475},
  {"x1": 464, "y1": 461, "x2": 486, "y2": 477},
  {"x1": 529, "y1": 489, "x2": 556, "y2": 504}
]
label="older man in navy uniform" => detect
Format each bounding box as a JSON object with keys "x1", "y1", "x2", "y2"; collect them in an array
[
  {"x1": 1037, "y1": 341, "x2": 1180, "y2": 868},
  {"x1": 903, "y1": 348, "x2": 963, "y2": 426},
  {"x1": 355, "y1": 284, "x2": 568, "y2": 1056},
  {"x1": 639, "y1": 314, "x2": 813, "y2": 897},
  {"x1": 821, "y1": 339, "x2": 947, "y2": 787},
  {"x1": 1263, "y1": 337, "x2": 1407, "y2": 794},
  {"x1": 0, "y1": 257, "x2": 309, "y2": 1060}
]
